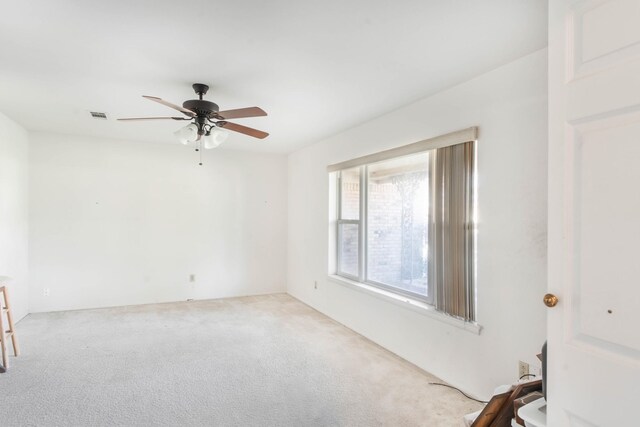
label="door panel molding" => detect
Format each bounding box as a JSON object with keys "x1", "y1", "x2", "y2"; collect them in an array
[
  {"x1": 569, "y1": 0, "x2": 640, "y2": 79},
  {"x1": 565, "y1": 111, "x2": 640, "y2": 359}
]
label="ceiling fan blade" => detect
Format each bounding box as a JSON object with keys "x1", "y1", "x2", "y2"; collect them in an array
[
  {"x1": 215, "y1": 107, "x2": 267, "y2": 120},
  {"x1": 217, "y1": 121, "x2": 269, "y2": 139},
  {"x1": 142, "y1": 95, "x2": 195, "y2": 117},
  {"x1": 117, "y1": 116, "x2": 189, "y2": 121}
]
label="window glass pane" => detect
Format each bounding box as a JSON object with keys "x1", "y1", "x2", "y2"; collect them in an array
[
  {"x1": 340, "y1": 168, "x2": 360, "y2": 220},
  {"x1": 367, "y1": 152, "x2": 430, "y2": 298},
  {"x1": 338, "y1": 223, "x2": 359, "y2": 277}
]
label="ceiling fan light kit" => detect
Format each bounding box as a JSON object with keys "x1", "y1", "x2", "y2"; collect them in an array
[
  {"x1": 119, "y1": 83, "x2": 268, "y2": 164},
  {"x1": 203, "y1": 127, "x2": 229, "y2": 149},
  {"x1": 174, "y1": 123, "x2": 198, "y2": 145}
]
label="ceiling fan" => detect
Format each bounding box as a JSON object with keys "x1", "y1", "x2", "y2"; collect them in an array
[{"x1": 118, "y1": 83, "x2": 268, "y2": 150}]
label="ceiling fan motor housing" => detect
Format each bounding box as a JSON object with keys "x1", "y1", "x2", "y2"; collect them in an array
[
  {"x1": 183, "y1": 83, "x2": 219, "y2": 120},
  {"x1": 183, "y1": 99, "x2": 220, "y2": 117}
]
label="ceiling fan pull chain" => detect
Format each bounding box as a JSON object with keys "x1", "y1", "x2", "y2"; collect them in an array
[{"x1": 199, "y1": 140, "x2": 203, "y2": 166}]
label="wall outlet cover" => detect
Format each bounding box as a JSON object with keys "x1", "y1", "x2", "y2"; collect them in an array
[{"x1": 518, "y1": 360, "x2": 530, "y2": 378}]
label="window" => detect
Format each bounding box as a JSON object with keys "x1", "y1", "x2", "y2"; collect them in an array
[
  {"x1": 336, "y1": 167, "x2": 360, "y2": 278},
  {"x1": 330, "y1": 128, "x2": 477, "y2": 321},
  {"x1": 367, "y1": 152, "x2": 430, "y2": 298}
]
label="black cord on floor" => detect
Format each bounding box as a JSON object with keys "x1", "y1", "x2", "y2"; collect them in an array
[
  {"x1": 519, "y1": 374, "x2": 537, "y2": 380},
  {"x1": 428, "y1": 382, "x2": 489, "y2": 404}
]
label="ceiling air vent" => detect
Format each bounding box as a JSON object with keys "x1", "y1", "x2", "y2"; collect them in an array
[{"x1": 90, "y1": 111, "x2": 108, "y2": 120}]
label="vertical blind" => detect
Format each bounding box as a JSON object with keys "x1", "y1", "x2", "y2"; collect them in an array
[{"x1": 431, "y1": 141, "x2": 475, "y2": 321}]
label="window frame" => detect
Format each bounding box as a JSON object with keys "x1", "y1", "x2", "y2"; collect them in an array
[{"x1": 335, "y1": 167, "x2": 364, "y2": 281}]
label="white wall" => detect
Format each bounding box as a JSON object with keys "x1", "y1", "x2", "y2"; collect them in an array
[
  {"x1": 29, "y1": 133, "x2": 287, "y2": 312},
  {"x1": 287, "y1": 49, "x2": 548, "y2": 399},
  {"x1": 0, "y1": 112, "x2": 29, "y2": 321}
]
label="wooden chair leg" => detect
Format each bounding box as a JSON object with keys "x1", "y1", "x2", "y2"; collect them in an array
[
  {"x1": 0, "y1": 290, "x2": 7, "y2": 370},
  {"x1": 3, "y1": 287, "x2": 19, "y2": 356}
]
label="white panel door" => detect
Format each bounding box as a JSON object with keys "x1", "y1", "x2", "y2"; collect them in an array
[{"x1": 548, "y1": 0, "x2": 640, "y2": 425}]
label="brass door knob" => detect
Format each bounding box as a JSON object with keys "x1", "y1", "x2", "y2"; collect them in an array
[{"x1": 543, "y1": 293, "x2": 558, "y2": 308}]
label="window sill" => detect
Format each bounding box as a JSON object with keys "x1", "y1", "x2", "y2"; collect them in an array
[{"x1": 327, "y1": 275, "x2": 482, "y2": 335}]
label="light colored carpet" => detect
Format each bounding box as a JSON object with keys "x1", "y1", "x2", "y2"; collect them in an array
[{"x1": 0, "y1": 294, "x2": 481, "y2": 426}]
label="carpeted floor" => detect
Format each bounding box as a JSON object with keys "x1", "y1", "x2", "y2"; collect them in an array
[{"x1": 0, "y1": 294, "x2": 481, "y2": 426}]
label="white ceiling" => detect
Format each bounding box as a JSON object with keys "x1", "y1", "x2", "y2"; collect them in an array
[{"x1": 0, "y1": 1, "x2": 547, "y2": 153}]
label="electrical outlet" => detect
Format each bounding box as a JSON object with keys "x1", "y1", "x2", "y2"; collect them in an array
[
  {"x1": 314, "y1": 281, "x2": 318, "y2": 290},
  {"x1": 43, "y1": 288, "x2": 50, "y2": 297},
  {"x1": 518, "y1": 361, "x2": 530, "y2": 379},
  {"x1": 189, "y1": 274, "x2": 196, "y2": 283}
]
